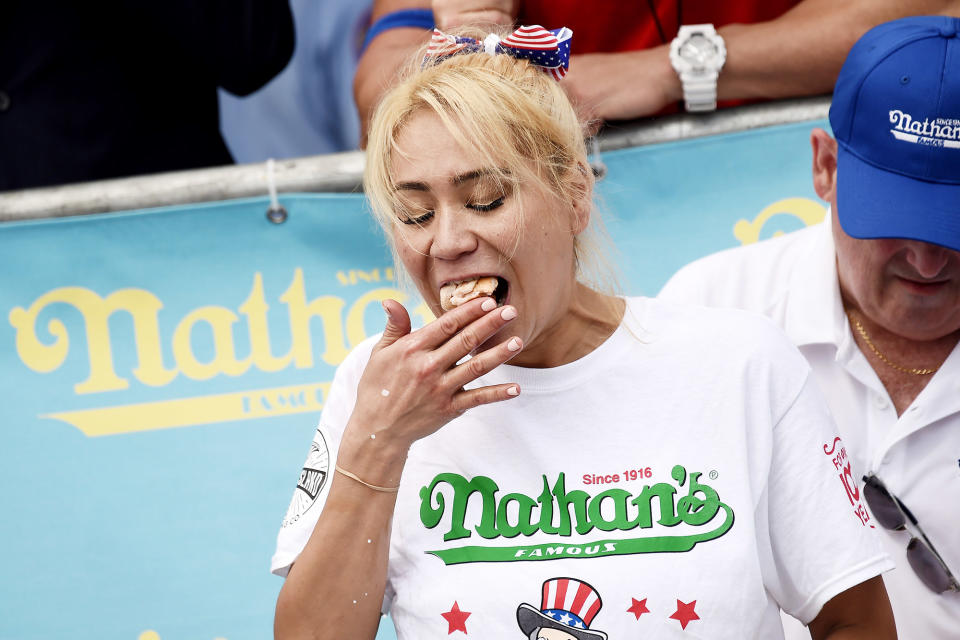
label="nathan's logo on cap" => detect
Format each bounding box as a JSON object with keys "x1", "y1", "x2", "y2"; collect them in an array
[{"x1": 889, "y1": 109, "x2": 960, "y2": 149}]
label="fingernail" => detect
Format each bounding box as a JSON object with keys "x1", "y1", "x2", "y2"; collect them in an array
[
  {"x1": 507, "y1": 337, "x2": 521, "y2": 352},
  {"x1": 506, "y1": 386, "x2": 520, "y2": 396},
  {"x1": 481, "y1": 297, "x2": 497, "y2": 311},
  {"x1": 501, "y1": 306, "x2": 517, "y2": 321},
  {"x1": 382, "y1": 301, "x2": 393, "y2": 320}
]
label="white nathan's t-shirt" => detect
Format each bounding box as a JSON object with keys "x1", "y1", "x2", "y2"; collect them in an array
[{"x1": 273, "y1": 297, "x2": 891, "y2": 639}]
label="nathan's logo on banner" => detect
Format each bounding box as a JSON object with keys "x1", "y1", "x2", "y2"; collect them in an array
[
  {"x1": 419, "y1": 465, "x2": 734, "y2": 565},
  {"x1": 889, "y1": 109, "x2": 960, "y2": 149},
  {"x1": 8, "y1": 267, "x2": 431, "y2": 437}
]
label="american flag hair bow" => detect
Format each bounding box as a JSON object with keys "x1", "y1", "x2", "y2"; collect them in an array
[{"x1": 425, "y1": 25, "x2": 572, "y2": 80}]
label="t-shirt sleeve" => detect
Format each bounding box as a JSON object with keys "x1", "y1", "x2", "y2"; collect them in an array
[
  {"x1": 658, "y1": 259, "x2": 712, "y2": 305},
  {"x1": 269, "y1": 335, "x2": 378, "y2": 577},
  {"x1": 762, "y1": 375, "x2": 894, "y2": 624}
]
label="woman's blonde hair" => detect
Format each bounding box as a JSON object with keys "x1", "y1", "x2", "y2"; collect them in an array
[{"x1": 363, "y1": 34, "x2": 618, "y2": 294}]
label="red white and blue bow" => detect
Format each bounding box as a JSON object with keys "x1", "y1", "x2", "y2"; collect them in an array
[{"x1": 425, "y1": 25, "x2": 572, "y2": 80}]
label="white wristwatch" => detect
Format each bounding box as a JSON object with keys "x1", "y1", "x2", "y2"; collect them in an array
[{"x1": 669, "y1": 24, "x2": 727, "y2": 112}]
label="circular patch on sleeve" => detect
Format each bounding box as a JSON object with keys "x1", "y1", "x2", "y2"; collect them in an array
[{"x1": 281, "y1": 428, "x2": 330, "y2": 528}]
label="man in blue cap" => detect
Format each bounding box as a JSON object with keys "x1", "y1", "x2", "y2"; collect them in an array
[{"x1": 660, "y1": 15, "x2": 960, "y2": 638}]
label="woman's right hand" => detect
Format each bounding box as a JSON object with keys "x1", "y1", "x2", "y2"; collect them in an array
[
  {"x1": 343, "y1": 296, "x2": 522, "y2": 459},
  {"x1": 279, "y1": 295, "x2": 518, "y2": 639}
]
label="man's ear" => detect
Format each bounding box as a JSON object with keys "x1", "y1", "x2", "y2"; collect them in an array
[
  {"x1": 571, "y1": 161, "x2": 594, "y2": 235},
  {"x1": 811, "y1": 128, "x2": 839, "y2": 203}
]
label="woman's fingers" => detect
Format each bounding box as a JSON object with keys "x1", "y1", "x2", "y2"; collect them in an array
[
  {"x1": 411, "y1": 296, "x2": 515, "y2": 356},
  {"x1": 431, "y1": 302, "x2": 518, "y2": 367},
  {"x1": 451, "y1": 383, "x2": 521, "y2": 414},
  {"x1": 354, "y1": 297, "x2": 520, "y2": 444},
  {"x1": 411, "y1": 296, "x2": 493, "y2": 350},
  {"x1": 371, "y1": 295, "x2": 519, "y2": 396},
  {"x1": 442, "y1": 335, "x2": 522, "y2": 391},
  {"x1": 373, "y1": 299, "x2": 412, "y2": 353}
]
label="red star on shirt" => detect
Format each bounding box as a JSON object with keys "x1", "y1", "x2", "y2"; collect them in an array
[
  {"x1": 441, "y1": 601, "x2": 471, "y2": 634},
  {"x1": 627, "y1": 597, "x2": 650, "y2": 620},
  {"x1": 669, "y1": 599, "x2": 700, "y2": 630}
]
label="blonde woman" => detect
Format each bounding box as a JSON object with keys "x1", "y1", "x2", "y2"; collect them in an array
[{"x1": 273, "y1": 28, "x2": 896, "y2": 640}]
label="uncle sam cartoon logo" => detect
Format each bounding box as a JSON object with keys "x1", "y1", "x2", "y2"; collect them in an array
[{"x1": 517, "y1": 577, "x2": 607, "y2": 640}]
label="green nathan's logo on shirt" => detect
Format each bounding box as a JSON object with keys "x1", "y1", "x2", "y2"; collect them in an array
[{"x1": 420, "y1": 465, "x2": 734, "y2": 565}]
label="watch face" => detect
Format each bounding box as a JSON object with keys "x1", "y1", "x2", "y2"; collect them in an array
[{"x1": 680, "y1": 34, "x2": 719, "y2": 71}]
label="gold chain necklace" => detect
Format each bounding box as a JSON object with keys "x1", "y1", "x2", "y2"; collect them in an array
[{"x1": 846, "y1": 311, "x2": 938, "y2": 376}]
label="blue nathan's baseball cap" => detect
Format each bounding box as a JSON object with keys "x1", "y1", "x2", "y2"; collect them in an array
[{"x1": 830, "y1": 15, "x2": 960, "y2": 252}]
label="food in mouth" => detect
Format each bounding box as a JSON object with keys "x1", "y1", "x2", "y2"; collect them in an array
[{"x1": 440, "y1": 277, "x2": 500, "y2": 311}]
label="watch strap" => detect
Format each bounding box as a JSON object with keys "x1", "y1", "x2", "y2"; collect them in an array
[
  {"x1": 671, "y1": 24, "x2": 725, "y2": 113},
  {"x1": 680, "y1": 70, "x2": 719, "y2": 112}
]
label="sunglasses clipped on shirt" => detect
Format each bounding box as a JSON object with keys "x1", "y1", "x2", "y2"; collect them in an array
[{"x1": 862, "y1": 474, "x2": 960, "y2": 594}]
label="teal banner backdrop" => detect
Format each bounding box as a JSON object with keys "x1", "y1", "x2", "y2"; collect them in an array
[{"x1": 0, "y1": 120, "x2": 827, "y2": 640}]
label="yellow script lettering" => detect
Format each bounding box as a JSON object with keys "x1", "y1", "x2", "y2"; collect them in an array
[
  {"x1": 733, "y1": 197, "x2": 826, "y2": 245},
  {"x1": 280, "y1": 268, "x2": 350, "y2": 367},
  {"x1": 173, "y1": 307, "x2": 252, "y2": 380},
  {"x1": 11, "y1": 270, "x2": 424, "y2": 396},
  {"x1": 239, "y1": 272, "x2": 294, "y2": 372},
  {"x1": 8, "y1": 287, "x2": 175, "y2": 394}
]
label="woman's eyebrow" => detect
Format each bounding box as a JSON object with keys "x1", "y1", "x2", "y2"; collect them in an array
[
  {"x1": 394, "y1": 180, "x2": 429, "y2": 192},
  {"x1": 393, "y1": 168, "x2": 504, "y2": 192},
  {"x1": 452, "y1": 168, "x2": 495, "y2": 185}
]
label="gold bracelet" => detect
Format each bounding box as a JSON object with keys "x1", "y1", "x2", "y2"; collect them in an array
[{"x1": 335, "y1": 464, "x2": 400, "y2": 493}]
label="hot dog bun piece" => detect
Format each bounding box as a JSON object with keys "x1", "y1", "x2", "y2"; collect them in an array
[{"x1": 439, "y1": 277, "x2": 498, "y2": 312}]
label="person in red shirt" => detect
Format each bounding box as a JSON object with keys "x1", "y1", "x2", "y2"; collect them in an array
[{"x1": 355, "y1": 0, "x2": 960, "y2": 134}]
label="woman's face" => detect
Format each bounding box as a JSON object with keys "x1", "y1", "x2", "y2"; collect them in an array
[{"x1": 389, "y1": 110, "x2": 586, "y2": 361}]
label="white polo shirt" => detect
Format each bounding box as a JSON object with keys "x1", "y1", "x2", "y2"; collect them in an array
[{"x1": 659, "y1": 216, "x2": 960, "y2": 639}]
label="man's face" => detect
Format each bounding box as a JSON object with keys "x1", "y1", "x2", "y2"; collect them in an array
[{"x1": 832, "y1": 213, "x2": 960, "y2": 341}]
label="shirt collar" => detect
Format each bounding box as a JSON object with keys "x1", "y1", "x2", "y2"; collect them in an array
[{"x1": 781, "y1": 207, "x2": 850, "y2": 349}]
